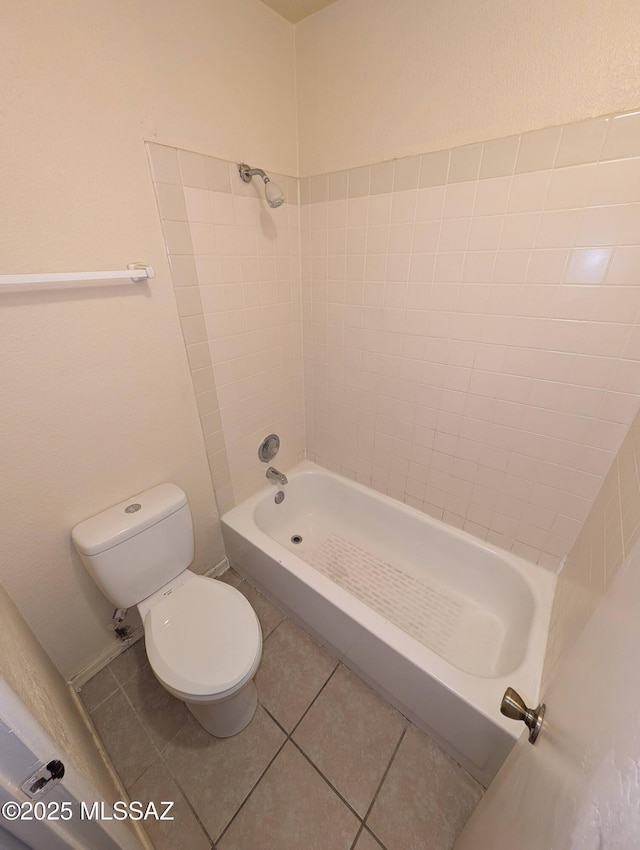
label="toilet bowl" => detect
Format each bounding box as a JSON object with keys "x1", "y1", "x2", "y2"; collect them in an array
[
  {"x1": 140, "y1": 572, "x2": 262, "y2": 737},
  {"x1": 71, "y1": 483, "x2": 262, "y2": 737}
]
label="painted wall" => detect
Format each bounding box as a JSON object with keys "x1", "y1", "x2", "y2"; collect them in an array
[
  {"x1": 454, "y1": 530, "x2": 640, "y2": 849},
  {"x1": 1, "y1": 0, "x2": 296, "y2": 680},
  {"x1": 295, "y1": 0, "x2": 640, "y2": 176},
  {"x1": 0, "y1": 583, "x2": 127, "y2": 823}
]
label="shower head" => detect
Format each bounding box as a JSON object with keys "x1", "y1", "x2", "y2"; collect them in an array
[
  {"x1": 265, "y1": 180, "x2": 285, "y2": 209},
  {"x1": 238, "y1": 163, "x2": 285, "y2": 209}
]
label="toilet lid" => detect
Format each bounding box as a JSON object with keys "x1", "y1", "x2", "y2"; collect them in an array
[{"x1": 144, "y1": 576, "x2": 261, "y2": 699}]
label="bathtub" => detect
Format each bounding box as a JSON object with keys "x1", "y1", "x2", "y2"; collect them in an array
[{"x1": 221, "y1": 461, "x2": 555, "y2": 785}]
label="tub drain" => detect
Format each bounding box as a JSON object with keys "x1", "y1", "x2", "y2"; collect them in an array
[{"x1": 291, "y1": 534, "x2": 303, "y2": 544}]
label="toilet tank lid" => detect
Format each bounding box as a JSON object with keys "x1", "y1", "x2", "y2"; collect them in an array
[{"x1": 71, "y1": 483, "x2": 188, "y2": 556}]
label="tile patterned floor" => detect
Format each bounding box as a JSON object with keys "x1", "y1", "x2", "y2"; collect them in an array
[{"x1": 79, "y1": 570, "x2": 483, "y2": 850}]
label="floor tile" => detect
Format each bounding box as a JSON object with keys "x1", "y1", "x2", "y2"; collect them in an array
[
  {"x1": 129, "y1": 758, "x2": 210, "y2": 850},
  {"x1": 124, "y1": 663, "x2": 190, "y2": 749},
  {"x1": 90, "y1": 688, "x2": 157, "y2": 790},
  {"x1": 354, "y1": 828, "x2": 386, "y2": 850},
  {"x1": 293, "y1": 664, "x2": 405, "y2": 816},
  {"x1": 86, "y1": 588, "x2": 486, "y2": 850},
  {"x1": 108, "y1": 638, "x2": 149, "y2": 685},
  {"x1": 236, "y1": 581, "x2": 285, "y2": 638},
  {"x1": 216, "y1": 568, "x2": 243, "y2": 588},
  {"x1": 79, "y1": 667, "x2": 119, "y2": 714},
  {"x1": 162, "y1": 705, "x2": 285, "y2": 841},
  {"x1": 366, "y1": 725, "x2": 483, "y2": 850},
  {"x1": 218, "y1": 742, "x2": 360, "y2": 850},
  {"x1": 255, "y1": 620, "x2": 338, "y2": 732}
]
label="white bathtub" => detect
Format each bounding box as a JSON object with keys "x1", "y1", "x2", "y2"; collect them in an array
[{"x1": 221, "y1": 461, "x2": 555, "y2": 785}]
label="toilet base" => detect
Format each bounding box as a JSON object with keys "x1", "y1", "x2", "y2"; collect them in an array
[{"x1": 186, "y1": 679, "x2": 258, "y2": 737}]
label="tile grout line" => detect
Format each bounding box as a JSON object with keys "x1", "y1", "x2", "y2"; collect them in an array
[
  {"x1": 250, "y1": 587, "x2": 413, "y2": 848},
  {"x1": 108, "y1": 665, "x2": 161, "y2": 788},
  {"x1": 138, "y1": 716, "x2": 217, "y2": 846},
  {"x1": 288, "y1": 657, "x2": 341, "y2": 736},
  {"x1": 86, "y1": 660, "x2": 213, "y2": 844},
  {"x1": 213, "y1": 732, "x2": 289, "y2": 846},
  {"x1": 288, "y1": 737, "x2": 367, "y2": 827},
  {"x1": 97, "y1": 656, "x2": 215, "y2": 848},
  {"x1": 81, "y1": 669, "x2": 120, "y2": 714},
  {"x1": 88, "y1": 664, "x2": 158, "y2": 789},
  {"x1": 153, "y1": 741, "x2": 216, "y2": 849},
  {"x1": 92, "y1": 594, "x2": 292, "y2": 849},
  {"x1": 353, "y1": 725, "x2": 408, "y2": 850},
  {"x1": 350, "y1": 822, "x2": 391, "y2": 850},
  {"x1": 254, "y1": 654, "x2": 404, "y2": 845},
  {"x1": 207, "y1": 599, "x2": 302, "y2": 843},
  {"x1": 215, "y1": 660, "x2": 345, "y2": 845},
  {"x1": 93, "y1": 596, "x2": 402, "y2": 850}
]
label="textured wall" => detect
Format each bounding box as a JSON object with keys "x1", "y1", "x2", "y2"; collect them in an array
[
  {"x1": 0, "y1": 583, "x2": 124, "y2": 819},
  {"x1": 1, "y1": 0, "x2": 296, "y2": 680},
  {"x1": 296, "y1": 0, "x2": 640, "y2": 175}
]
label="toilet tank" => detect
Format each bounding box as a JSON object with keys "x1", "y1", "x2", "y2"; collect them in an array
[{"x1": 71, "y1": 483, "x2": 194, "y2": 609}]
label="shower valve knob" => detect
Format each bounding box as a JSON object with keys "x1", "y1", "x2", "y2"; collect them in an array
[{"x1": 500, "y1": 687, "x2": 545, "y2": 744}]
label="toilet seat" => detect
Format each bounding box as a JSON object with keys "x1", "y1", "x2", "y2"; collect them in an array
[{"x1": 143, "y1": 575, "x2": 262, "y2": 703}]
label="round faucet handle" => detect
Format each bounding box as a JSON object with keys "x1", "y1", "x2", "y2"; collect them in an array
[
  {"x1": 500, "y1": 687, "x2": 545, "y2": 745},
  {"x1": 500, "y1": 687, "x2": 528, "y2": 721}
]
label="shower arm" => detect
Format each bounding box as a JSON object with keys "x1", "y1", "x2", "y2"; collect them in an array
[
  {"x1": 239, "y1": 164, "x2": 270, "y2": 184},
  {"x1": 237, "y1": 162, "x2": 285, "y2": 208}
]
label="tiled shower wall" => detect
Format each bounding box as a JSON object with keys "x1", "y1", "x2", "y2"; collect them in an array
[
  {"x1": 543, "y1": 406, "x2": 640, "y2": 688},
  {"x1": 146, "y1": 119, "x2": 640, "y2": 692},
  {"x1": 301, "y1": 110, "x2": 640, "y2": 569},
  {"x1": 147, "y1": 143, "x2": 304, "y2": 510}
]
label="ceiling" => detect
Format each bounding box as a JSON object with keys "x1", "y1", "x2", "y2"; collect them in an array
[{"x1": 260, "y1": 0, "x2": 339, "y2": 24}]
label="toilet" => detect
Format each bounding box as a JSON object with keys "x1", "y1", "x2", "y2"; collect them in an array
[{"x1": 71, "y1": 483, "x2": 262, "y2": 737}]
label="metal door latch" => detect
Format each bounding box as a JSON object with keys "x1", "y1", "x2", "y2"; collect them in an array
[
  {"x1": 500, "y1": 687, "x2": 545, "y2": 744},
  {"x1": 20, "y1": 760, "x2": 65, "y2": 799}
]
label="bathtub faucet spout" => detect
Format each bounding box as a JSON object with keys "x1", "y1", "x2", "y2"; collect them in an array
[{"x1": 266, "y1": 467, "x2": 288, "y2": 485}]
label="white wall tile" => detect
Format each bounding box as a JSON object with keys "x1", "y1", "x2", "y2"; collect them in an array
[
  {"x1": 302, "y1": 109, "x2": 640, "y2": 575},
  {"x1": 564, "y1": 248, "x2": 612, "y2": 284},
  {"x1": 150, "y1": 144, "x2": 302, "y2": 512},
  {"x1": 415, "y1": 186, "x2": 444, "y2": 221},
  {"x1": 474, "y1": 176, "x2": 511, "y2": 216},
  {"x1": 546, "y1": 163, "x2": 595, "y2": 210},
  {"x1": 152, "y1": 117, "x2": 640, "y2": 693},
  {"x1": 184, "y1": 187, "x2": 212, "y2": 222},
  {"x1": 508, "y1": 171, "x2": 550, "y2": 213},
  {"x1": 443, "y1": 181, "x2": 476, "y2": 218},
  {"x1": 589, "y1": 158, "x2": 640, "y2": 205}
]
